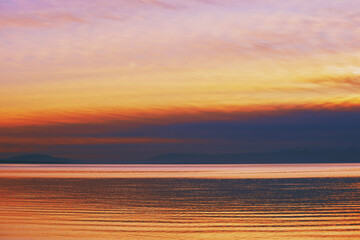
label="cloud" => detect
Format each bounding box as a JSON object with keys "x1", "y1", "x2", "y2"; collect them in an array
[
  {"x1": 310, "y1": 75, "x2": 360, "y2": 91},
  {"x1": 1, "y1": 101, "x2": 360, "y2": 131},
  {"x1": 0, "y1": 13, "x2": 85, "y2": 29},
  {"x1": 0, "y1": 0, "x2": 180, "y2": 30}
]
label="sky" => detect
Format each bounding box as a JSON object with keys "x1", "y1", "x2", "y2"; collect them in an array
[{"x1": 1, "y1": 0, "x2": 360, "y2": 162}]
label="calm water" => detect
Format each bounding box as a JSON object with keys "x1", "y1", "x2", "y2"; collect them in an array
[{"x1": 1, "y1": 164, "x2": 360, "y2": 240}]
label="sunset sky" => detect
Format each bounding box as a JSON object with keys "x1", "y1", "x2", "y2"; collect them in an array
[{"x1": 1, "y1": 0, "x2": 360, "y2": 161}]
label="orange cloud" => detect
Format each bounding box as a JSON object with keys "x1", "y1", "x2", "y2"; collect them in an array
[
  {"x1": 1, "y1": 101, "x2": 360, "y2": 130},
  {"x1": 310, "y1": 75, "x2": 360, "y2": 90}
]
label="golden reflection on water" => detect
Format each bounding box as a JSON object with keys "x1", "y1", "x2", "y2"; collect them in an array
[
  {"x1": 1, "y1": 163, "x2": 360, "y2": 178},
  {"x1": 0, "y1": 166, "x2": 360, "y2": 239}
]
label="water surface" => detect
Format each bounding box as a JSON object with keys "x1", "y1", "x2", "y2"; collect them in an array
[
  {"x1": 1, "y1": 163, "x2": 360, "y2": 178},
  {"x1": 0, "y1": 164, "x2": 359, "y2": 239}
]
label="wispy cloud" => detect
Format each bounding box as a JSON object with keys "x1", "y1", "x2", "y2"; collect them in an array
[
  {"x1": 0, "y1": 13, "x2": 85, "y2": 28},
  {"x1": 1, "y1": 102, "x2": 359, "y2": 134},
  {"x1": 311, "y1": 75, "x2": 360, "y2": 90}
]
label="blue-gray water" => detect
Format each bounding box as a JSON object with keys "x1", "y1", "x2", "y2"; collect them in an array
[{"x1": 0, "y1": 165, "x2": 360, "y2": 239}]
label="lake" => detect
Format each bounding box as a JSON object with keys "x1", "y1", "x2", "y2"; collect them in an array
[{"x1": 1, "y1": 164, "x2": 360, "y2": 239}]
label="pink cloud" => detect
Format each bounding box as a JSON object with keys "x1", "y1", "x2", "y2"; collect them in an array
[{"x1": 0, "y1": 13, "x2": 85, "y2": 29}]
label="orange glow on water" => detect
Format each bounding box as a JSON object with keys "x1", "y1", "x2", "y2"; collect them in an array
[
  {"x1": 0, "y1": 168, "x2": 359, "y2": 240},
  {"x1": 1, "y1": 164, "x2": 360, "y2": 179}
]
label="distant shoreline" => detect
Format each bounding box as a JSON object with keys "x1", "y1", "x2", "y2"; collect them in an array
[{"x1": 2, "y1": 149, "x2": 360, "y2": 164}]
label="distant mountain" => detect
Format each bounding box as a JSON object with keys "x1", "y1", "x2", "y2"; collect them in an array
[
  {"x1": 140, "y1": 149, "x2": 360, "y2": 164},
  {"x1": 2, "y1": 149, "x2": 360, "y2": 164},
  {"x1": 0, "y1": 154, "x2": 76, "y2": 164}
]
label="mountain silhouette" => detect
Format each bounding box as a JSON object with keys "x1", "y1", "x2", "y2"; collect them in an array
[
  {"x1": 1, "y1": 148, "x2": 360, "y2": 164},
  {"x1": 0, "y1": 154, "x2": 75, "y2": 164}
]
